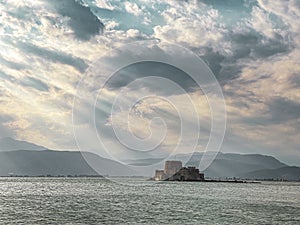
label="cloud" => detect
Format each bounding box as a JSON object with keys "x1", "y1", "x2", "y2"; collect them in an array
[
  {"x1": 104, "y1": 61, "x2": 200, "y2": 95},
  {"x1": 0, "y1": 56, "x2": 28, "y2": 71},
  {"x1": 250, "y1": 6, "x2": 277, "y2": 39},
  {"x1": 124, "y1": 2, "x2": 143, "y2": 17},
  {"x1": 153, "y1": 5, "x2": 227, "y2": 52},
  {"x1": 20, "y1": 77, "x2": 49, "y2": 92},
  {"x1": 0, "y1": 70, "x2": 15, "y2": 82},
  {"x1": 0, "y1": 114, "x2": 14, "y2": 138},
  {"x1": 268, "y1": 97, "x2": 300, "y2": 123},
  {"x1": 48, "y1": 0, "x2": 104, "y2": 40},
  {"x1": 222, "y1": 56, "x2": 300, "y2": 165},
  {"x1": 94, "y1": 0, "x2": 116, "y2": 11},
  {"x1": 0, "y1": 0, "x2": 299, "y2": 165},
  {"x1": 15, "y1": 41, "x2": 88, "y2": 73}
]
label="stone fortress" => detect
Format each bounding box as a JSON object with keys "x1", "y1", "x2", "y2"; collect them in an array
[{"x1": 154, "y1": 161, "x2": 204, "y2": 181}]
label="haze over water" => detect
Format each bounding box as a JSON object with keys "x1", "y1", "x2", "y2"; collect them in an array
[{"x1": 0, "y1": 178, "x2": 299, "y2": 224}]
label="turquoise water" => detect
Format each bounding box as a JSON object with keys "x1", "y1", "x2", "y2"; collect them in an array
[{"x1": 0, "y1": 178, "x2": 299, "y2": 224}]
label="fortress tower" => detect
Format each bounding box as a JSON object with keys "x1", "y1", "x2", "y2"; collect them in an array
[
  {"x1": 164, "y1": 161, "x2": 182, "y2": 176},
  {"x1": 154, "y1": 161, "x2": 204, "y2": 181}
]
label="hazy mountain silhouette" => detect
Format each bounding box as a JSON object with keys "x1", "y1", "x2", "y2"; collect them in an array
[
  {"x1": 182, "y1": 152, "x2": 287, "y2": 178},
  {"x1": 0, "y1": 138, "x2": 298, "y2": 180},
  {"x1": 0, "y1": 137, "x2": 46, "y2": 152},
  {"x1": 0, "y1": 150, "x2": 136, "y2": 176},
  {"x1": 127, "y1": 152, "x2": 298, "y2": 180}
]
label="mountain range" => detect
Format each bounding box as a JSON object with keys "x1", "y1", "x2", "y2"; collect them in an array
[
  {"x1": 0, "y1": 150, "x2": 135, "y2": 177},
  {"x1": 0, "y1": 137, "x2": 299, "y2": 181},
  {"x1": 0, "y1": 137, "x2": 46, "y2": 151}
]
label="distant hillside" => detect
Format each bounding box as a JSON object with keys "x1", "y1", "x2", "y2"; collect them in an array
[
  {"x1": 239, "y1": 166, "x2": 300, "y2": 181},
  {"x1": 0, "y1": 137, "x2": 46, "y2": 152},
  {"x1": 0, "y1": 140, "x2": 297, "y2": 180},
  {"x1": 0, "y1": 150, "x2": 136, "y2": 176},
  {"x1": 126, "y1": 152, "x2": 293, "y2": 179},
  {"x1": 172, "y1": 152, "x2": 287, "y2": 178}
]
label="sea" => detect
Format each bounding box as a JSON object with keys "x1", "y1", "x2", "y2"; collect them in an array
[{"x1": 0, "y1": 177, "x2": 299, "y2": 224}]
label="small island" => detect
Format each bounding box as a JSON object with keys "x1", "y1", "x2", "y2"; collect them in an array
[
  {"x1": 153, "y1": 161, "x2": 204, "y2": 181},
  {"x1": 152, "y1": 161, "x2": 257, "y2": 183}
]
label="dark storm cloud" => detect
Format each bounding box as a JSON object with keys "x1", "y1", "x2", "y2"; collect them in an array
[
  {"x1": 235, "y1": 97, "x2": 300, "y2": 126},
  {"x1": 20, "y1": 77, "x2": 49, "y2": 92},
  {"x1": 15, "y1": 42, "x2": 88, "y2": 72},
  {"x1": 194, "y1": 0, "x2": 291, "y2": 85},
  {"x1": 200, "y1": 48, "x2": 243, "y2": 83},
  {"x1": 105, "y1": 61, "x2": 200, "y2": 95},
  {"x1": 290, "y1": 74, "x2": 300, "y2": 88},
  {"x1": 200, "y1": 48, "x2": 225, "y2": 80},
  {"x1": 231, "y1": 31, "x2": 290, "y2": 58},
  {"x1": 49, "y1": 0, "x2": 104, "y2": 40},
  {"x1": 268, "y1": 97, "x2": 300, "y2": 122},
  {"x1": 200, "y1": 30, "x2": 291, "y2": 85}
]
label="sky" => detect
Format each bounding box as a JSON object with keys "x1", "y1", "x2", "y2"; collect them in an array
[{"x1": 0, "y1": 0, "x2": 300, "y2": 166}]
